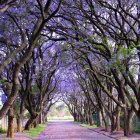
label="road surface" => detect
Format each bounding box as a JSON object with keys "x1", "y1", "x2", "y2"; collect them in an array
[{"x1": 35, "y1": 121, "x2": 114, "y2": 140}]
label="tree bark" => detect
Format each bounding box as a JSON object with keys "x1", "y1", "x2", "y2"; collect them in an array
[
  {"x1": 110, "y1": 114, "x2": 116, "y2": 132},
  {"x1": 33, "y1": 120, "x2": 38, "y2": 128},
  {"x1": 128, "y1": 109, "x2": 135, "y2": 135},
  {"x1": 101, "y1": 108, "x2": 108, "y2": 131},
  {"x1": 123, "y1": 108, "x2": 129, "y2": 136},
  {"x1": 89, "y1": 113, "x2": 93, "y2": 126},
  {"x1": 98, "y1": 110, "x2": 103, "y2": 127},
  {"x1": 73, "y1": 113, "x2": 77, "y2": 122},
  {"x1": 16, "y1": 115, "x2": 22, "y2": 132},
  {"x1": 115, "y1": 107, "x2": 121, "y2": 131},
  {"x1": 7, "y1": 106, "x2": 14, "y2": 138},
  {"x1": 24, "y1": 116, "x2": 36, "y2": 130},
  {"x1": 38, "y1": 112, "x2": 43, "y2": 124}
]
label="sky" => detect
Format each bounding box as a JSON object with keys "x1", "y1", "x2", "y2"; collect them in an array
[{"x1": 0, "y1": 88, "x2": 4, "y2": 105}]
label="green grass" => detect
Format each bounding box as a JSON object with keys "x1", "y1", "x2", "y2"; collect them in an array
[
  {"x1": 24, "y1": 124, "x2": 46, "y2": 139},
  {"x1": 134, "y1": 128, "x2": 140, "y2": 133},
  {"x1": 75, "y1": 122, "x2": 98, "y2": 129},
  {"x1": 80, "y1": 123, "x2": 98, "y2": 129},
  {"x1": 0, "y1": 128, "x2": 6, "y2": 134}
]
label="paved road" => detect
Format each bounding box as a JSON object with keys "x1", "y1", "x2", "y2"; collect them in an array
[{"x1": 35, "y1": 121, "x2": 114, "y2": 140}]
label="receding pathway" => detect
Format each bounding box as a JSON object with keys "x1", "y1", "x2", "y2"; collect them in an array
[{"x1": 34, "y1": 121, "x2": 114, "y2": 140}]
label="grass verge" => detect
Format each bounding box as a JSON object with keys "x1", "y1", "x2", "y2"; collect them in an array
[
  {"x1": 75, "y1": 122, "x2": 98, "y2": 129},
  {"x1": 134, "y1": 128, "x2": 140, "y2": 133},
  {"x1": 24, "y1": 124, "x2": 46, "y2": 139},
  {"x1": 80, "y1": 123, "x2": 98, "y2": 129},
  {"x1": 0, "y1": 128, "x2": 6, "y2": 134}
]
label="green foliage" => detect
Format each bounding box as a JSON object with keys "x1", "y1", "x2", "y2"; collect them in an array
[
  {"x1": 31, "y1": 85, "x2": 39, "y2": 94},
  {"x1": 0, "y1": 128, "x2": 6, "y2": 134},
  {"x1": 119, "y1": 47, "x2": 134, "y2": 58},
  {"x1": 97, "y1": 1, "x2": 103, "y2": 7},
  {"x1": 25, "y1": 112, "x2": 31, "y2": 119},
  {"x1": 108, "y1": 46, "x2": 135, "y2": 73},
  {"x1": 134, "y1": 128, "x2": 140, "y2": 133},
  {"x1": 89, "y1": 34, "x2": 96, "y2": 40},
  {"x1": 0, "y1": 79, "x2": 7, "y2": 85},
  {"x1": 24, "y1": 124, "x2": 46, "y2": 139}
]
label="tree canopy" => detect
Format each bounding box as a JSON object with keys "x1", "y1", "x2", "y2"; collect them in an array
[{"x1": 0, "y1": 0, "x2": 140, "y2": 138}]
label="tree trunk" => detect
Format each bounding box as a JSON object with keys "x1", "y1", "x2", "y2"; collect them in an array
[
  {"x1": 123, "y1": 107, "x2": 135, "y2": 136},
  {"x1": 24, "y1": 116, "x2": 36, "y2": 130},
  {"x1": 41, "y1": 112, "x2": 48, "y2": 124},
  {"x1": 128, "y1": 109, "x2": 135, "y2": 135},
  {"x1": 76, "y1": 113, "x2": 79, "y2": 122},
  {"x1": 123, "y1": 108, "x2": 129, "y2": 136},
  {"x1": 84, "y1": 108, "x2": 88, "y2": 124},
  {"x1": 87, "y1": 113, "x2": 90, "y2": 124},
  {"x1": 77, "y1": 114, "x2": 80, "y2": 122},
  {"x1": 116, "y1": 108, "x2": 121, "y2": 131},
  {"x1": 89, "y1": 113, "x2": 93, "y2": 126},
  {"x1": 79, "y1": 115, "x2": 81, "y2": 123},
  {"x1": 16, "y1": 115, "x2": 22, "y2": 132},
  {"x1": 88, "y1": 108, "x2": 93, "y2": 126},
  {"x1": 110, "y1": 114, "x2": 116, "y2": 132},
  {"x1": 33, "y1": 120, "x2": 38, "y2": 128},
  {"x1": 7, "y1": 107, "x2": 14, "y2": 138},
  {"x1": 101, "y1": 108, "x2": 108, "y2": 131},
  {"x1": 37, "y1": 113, "x2": 42, "y2": 124},
  {"x1": 98, "y1": 110, "x2": 103, "y2": 127},
  {"x1": 45, "y1": 117, "x2": 48, "y2": 123},
  {"x1": 73, "y1": 113, "x2": 77, "y2": 122},
  {"x1": 85, "y1": 113, "x2": 88, "y2": 124}
]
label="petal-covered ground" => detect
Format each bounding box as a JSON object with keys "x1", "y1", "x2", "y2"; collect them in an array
[
  {"x1": 0, "y1": 133, "x2": 31, "y2": 140},
  {"x1": 34, "y1": 121, "x2": 114, "y2": 140},
  {"x1": 0, "y1": 121, "x2": 140, "y2": 140}
]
